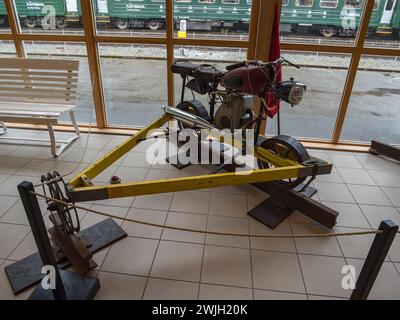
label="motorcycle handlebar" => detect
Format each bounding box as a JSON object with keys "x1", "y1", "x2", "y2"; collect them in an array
[{"x1": 225, "y1": 58, "x2": 301, "y2": 70}]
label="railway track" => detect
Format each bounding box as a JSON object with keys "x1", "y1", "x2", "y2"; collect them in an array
[
  {"x1": 0, "y1": 28, "x2": 398, "y2": 72},
  {"x1": 1, "y1": 27, "x2": 400, "y2": 47}
]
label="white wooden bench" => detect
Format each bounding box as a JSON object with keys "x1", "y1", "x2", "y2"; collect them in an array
[{"x1": 0, "y1": 57, "x2": 81, "y2": 157}]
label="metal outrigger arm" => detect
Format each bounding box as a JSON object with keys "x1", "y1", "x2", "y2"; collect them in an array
[{"x1": 66, "y1": 108, "x2": 333, "y2": 204}]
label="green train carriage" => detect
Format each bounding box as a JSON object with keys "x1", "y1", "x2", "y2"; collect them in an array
[
  {"x1": 99, "y1": 0, "x2": 252, "y2": 30},
  {"x1": 14, "y1": 0, "x2": 66, "y2": 28},
  {"x1": 280, "y1": 0, "x2": 400, "y2": 37},
  {"x1": 63, "y1": 0, "x2": 109, "y2": 24},
  {"x1": 0, "y1": 0, "x2": 398, "y2": 38}
]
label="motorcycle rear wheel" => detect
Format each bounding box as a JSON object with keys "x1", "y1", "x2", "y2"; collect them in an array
[{"x1": 176, "y1": 100, "x2": 210, "y2": 131}]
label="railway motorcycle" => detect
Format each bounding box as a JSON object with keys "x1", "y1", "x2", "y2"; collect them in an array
[{"x1": 168, "y1": 57, "x2": 311, "y2": 189}]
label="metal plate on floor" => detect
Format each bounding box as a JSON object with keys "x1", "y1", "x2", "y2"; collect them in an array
[{"x1": 5, "y1": 218, "x2": 127, "y2": 294}]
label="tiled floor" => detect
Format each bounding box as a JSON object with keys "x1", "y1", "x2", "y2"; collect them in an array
[{"x1": 0, "y1": 130, "x2": 400, "y2": 300}]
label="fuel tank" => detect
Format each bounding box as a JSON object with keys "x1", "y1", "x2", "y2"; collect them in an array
[{"x1": 220, "y1": 65, "x2": 275, "y2": 95}]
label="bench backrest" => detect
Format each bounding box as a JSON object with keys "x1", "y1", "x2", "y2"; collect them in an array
[{"x1": 0, "y1": 58, "x2": 79, "y2": 106}]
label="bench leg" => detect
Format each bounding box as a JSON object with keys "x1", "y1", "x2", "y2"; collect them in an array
[
  {"x1": 47, "y1": 123, "x2": 57, "y2": 157},
  {"x1": 0, "y1": 121, "x2": 7, "y2": 135},
  {"x1": 69, "y1": 110, "x2": 80, "y2": 137},
  {"x1": 47, "y1": 111, "x2": 81, "y2": 157}
]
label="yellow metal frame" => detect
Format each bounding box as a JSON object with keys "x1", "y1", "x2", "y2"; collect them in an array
[{"x1": 67, "y1": 112, "x2": 332, "y2": 203}]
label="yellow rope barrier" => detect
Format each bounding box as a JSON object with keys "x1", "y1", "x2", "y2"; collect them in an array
[{"x1": 31, "y1": 191, "x2": 397, "y2": 239}]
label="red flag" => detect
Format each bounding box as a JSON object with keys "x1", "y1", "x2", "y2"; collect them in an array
[{"x1": 265, "y1": 3, "x2": 281, "y2": 118}]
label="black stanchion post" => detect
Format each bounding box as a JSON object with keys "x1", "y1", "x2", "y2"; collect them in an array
[
  {"x1": 350, "y1": 220, "x2": 398, "y2": 300},
  {"x1": 18, "y1": 181, "x2": 67, "y2": 300}
]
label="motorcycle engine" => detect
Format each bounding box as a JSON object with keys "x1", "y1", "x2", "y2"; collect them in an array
[{"x1": 214, "y1": 93, "x2": 254, "y2": 131}]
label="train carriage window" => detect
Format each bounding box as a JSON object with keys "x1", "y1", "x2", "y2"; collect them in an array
[
  {"x1": 295, "y1": 0, "x2": 313, "y2": 7},
  {"x1": 198, "y1": 0, "x2": 216, "y2": 3},
  {"x1": 344, "y1": 0, "x2": 380, "y2": 9},
  {"x1": 320, "y1": 0, "x2": 338, "y2": 8},
  {"x1": 222, "y1": 0, "x2": 240, "y2": 4},
  {"x1": 175, "y1": 0, "x2": 192, "y2": 2},
  {"x1": 385, "y1": 0, "x2": 394, "y2": 10},
  {"x1": 282, "y1": 0, "x2": 289, "y2": 6}
]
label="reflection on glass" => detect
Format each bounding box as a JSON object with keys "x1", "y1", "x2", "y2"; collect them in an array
[
  {"x1": 266, "y1": 51, "x2": 351, "y2": 140},
  {"x1": 341, "y1": 56, "x2": 400, "y2": 144},
  {"x1": 173, "y1": 0, "x2": 252, "y2": 40},
  {"x1": 99, "y1": 43, "x2": 167, "y2": 127},
  {"x1": 23, "y1": 41, "x2": 95, "y2": 124}
]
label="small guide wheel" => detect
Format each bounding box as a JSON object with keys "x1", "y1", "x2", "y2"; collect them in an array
[{"x1": 257, "y1": 135, "x2": 310, "y2": 189}]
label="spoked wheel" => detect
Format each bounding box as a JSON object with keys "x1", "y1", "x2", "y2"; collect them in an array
[
  {"x1": 176, "y1": 100, "x2": 210, "y2": 131},
  {"x1": 257, "y1": 135, "x2": 310, "y2": 189}
]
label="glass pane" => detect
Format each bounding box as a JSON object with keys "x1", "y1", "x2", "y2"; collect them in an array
[
  {"x1": 99, "y1": 43, "x2": 167, "y2": 127},
  {"x1": 15, "y1": 0, "x2": 84, "y2": 34},
  {"x1": 23, "y1": 41, "x2": 95, "y2": 124},
  {"x1": 365, "y1": 0, "x2": 400, "y2": 49},
  {"x1": 94, "y1": 0, "x2": 166, "y2": 37},
  {"x1": 173, "y1": 0, "x2": 252, "y2": 40},
  {"x1": 266, "y1": 51, "x2": 351, "y2": 140},
  {"x1": 0, "y1": 40, "x2": 16, "y2": 57},
  {"x1": 340, "y1": 55, "x2": 400, "y2": 144}
]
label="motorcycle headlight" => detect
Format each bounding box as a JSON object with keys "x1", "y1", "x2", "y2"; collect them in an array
[{"x1": 274, "y1": 81, "x2": 306, "y2": 106}]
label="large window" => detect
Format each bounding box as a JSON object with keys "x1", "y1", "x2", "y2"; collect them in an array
[
  {"x1": 99, "y1": 43, "x2": 167, "y2": 127},
  {"x1": 23, "y1": 41, "x2": 95, "y2": 124},
  {"x1": 340, "y1": 55, "x2": 400, "y2": 144},
  {"x1": 267, "y1": 52, "x2": 351, "y2": 140},
  {"x1": 0, "y1": 0, "x2": 398, "y2": 147}
]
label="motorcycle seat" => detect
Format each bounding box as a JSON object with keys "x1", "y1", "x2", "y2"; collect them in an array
[{"x1": 171, "y1": 60, "x2": 222, "y2": 82}]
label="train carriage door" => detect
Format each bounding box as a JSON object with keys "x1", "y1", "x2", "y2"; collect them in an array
[
  {"x1": 380, "y1": 0, "x2": 396, "y2": 24},
  {"x1": 66, "y1": 0, "x2": 78, "y2": 13},
  {"x1": 97, "y1": 0, "x2": 109, "y2": 14}
]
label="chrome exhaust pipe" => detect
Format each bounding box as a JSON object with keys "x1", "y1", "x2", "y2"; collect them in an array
[{"x1": 162, "y1": 105, "x2": 214, "y2": 130}]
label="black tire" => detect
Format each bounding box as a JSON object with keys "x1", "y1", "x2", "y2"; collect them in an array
[
  {"x1": 176, "y1": 100, "x2": 210, "y2": 130},
  {"x1": 257, "y1": 135, "x2": 310, "y2": 189}
]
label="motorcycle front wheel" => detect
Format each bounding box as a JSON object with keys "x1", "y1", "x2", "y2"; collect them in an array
[{"x1": 257, "y1": 135, "x2": 310, "y2": 189}]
